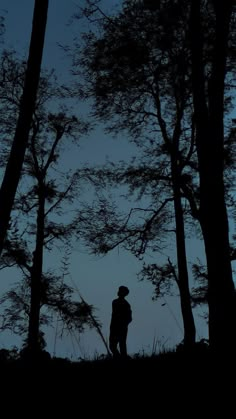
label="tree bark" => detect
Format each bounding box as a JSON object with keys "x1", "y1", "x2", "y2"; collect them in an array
[
  {"x1": 0, "y1": 0, "x2": 49, "y2": 256},
  {"x1": 172, "y1": 171, "x2": 196, "y2": 346},
  {"x1": 190, "y1": 0, "x2": 236, "y2": 352},
  {"x1": 171, "y1": 115, "x2": 196, "y2": 347},
  {"x1": 28, "y1": 183, "x2": 45, "y2": 356}
]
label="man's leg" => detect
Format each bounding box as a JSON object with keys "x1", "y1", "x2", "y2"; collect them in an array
[
  {"x1": 109, "y1": 331, "x2": 120, "y2": 358},
  {"x1": 119, "y1": 327, "x2": 128, "y2": 357}
]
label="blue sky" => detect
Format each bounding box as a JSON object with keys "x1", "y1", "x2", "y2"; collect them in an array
[{"x1": 0, "y1": 0, "x2": 208, "y2": 360}]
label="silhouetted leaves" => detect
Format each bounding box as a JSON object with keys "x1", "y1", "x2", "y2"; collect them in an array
[{"x1": 139, "y1": 260, "x2": 177, "y2": 300}]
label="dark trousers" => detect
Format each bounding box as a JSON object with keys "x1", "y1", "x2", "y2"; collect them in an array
[{"x1": 109, "y1": 326, "x2": 128, "y2": 357}]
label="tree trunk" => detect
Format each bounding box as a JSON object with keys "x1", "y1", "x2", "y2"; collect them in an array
[
  {"x1": 0, "y1": 0, "x2": 48, "y2": 256},
  {"x1": 190, "y1": 0, "x2": 236, "y2": 352},
  {"x1": 28, "y1": 184, "x2": 45, "y2": 357},
  {"x1": 173, "y1": 182, "x2": 196, "y2": 346},
  {"x1": 171, "y1": 125, "x2": 196, "y2": 347}
]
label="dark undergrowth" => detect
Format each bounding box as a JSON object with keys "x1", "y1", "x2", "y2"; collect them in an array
[{"x1": 0, "y1": 341, "x2": 234, "y2": 413}]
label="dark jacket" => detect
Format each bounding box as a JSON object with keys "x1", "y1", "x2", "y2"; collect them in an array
[{"x1": 110, "y1": 297, "x2": 132, "y2": 331}]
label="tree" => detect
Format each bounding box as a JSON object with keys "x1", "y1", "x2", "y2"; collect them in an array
[
  {"x1": 190, "y1": 0, "x2": 236, "y2": 352},
  {"x1": 0, "y1": 268, "x2": 97, "y2": 354},
  {"x1": 0, "y1": 52, "x2": 97, "y2": 357},
  {"x1": 74, "y1": 0, "x2": 236, "y2": 351},
  {"x1": 72, "y1": 0, "x2": 200, "y2": 346},
  {"x1": 0, "y1": 0, "x2": 49, "y2": 256}
]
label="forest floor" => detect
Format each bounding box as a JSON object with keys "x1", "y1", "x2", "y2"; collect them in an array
[{"x1": 0, "y1": 345, "x2": 234, "y2": 413}]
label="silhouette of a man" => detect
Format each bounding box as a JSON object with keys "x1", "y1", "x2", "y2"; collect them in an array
[{"x1": 109, "y1": 285, "x2": 132, "y2": 358}]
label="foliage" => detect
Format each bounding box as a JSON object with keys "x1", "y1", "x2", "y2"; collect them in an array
[
  {"x1": 139, "y1": 259, "x2": 178, "y2": 300},
  {"x1": 191, "y1": 261, "x2": 208, "y2": 309},
  {"x1": 0, "y1": 273, "x2": 98, "y2": 339},
  {"x1": 0, "y1": 50, "x2": 98, "y2": 346}
]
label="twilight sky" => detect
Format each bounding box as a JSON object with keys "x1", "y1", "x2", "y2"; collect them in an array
[{"x1": 0, "y1": 0, "x2": 209, "y2": 360}]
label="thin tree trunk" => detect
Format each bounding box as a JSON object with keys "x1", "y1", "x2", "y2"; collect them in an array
[
  {"x1": 171, "y1": 121, "x2": 196, "y2": 347},
  {"x1": 0, "y1": 0, "x2": 49, "y2": 256},
  {"x1": 173, "y1": 180, "x2": 196, "y2": 346},
  {"x1": 28, "y1": 184, "x2": 45, "y2": 356}
]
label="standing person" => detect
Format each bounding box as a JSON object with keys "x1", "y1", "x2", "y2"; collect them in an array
[{"x1": 109, "y1": 286, "x2": 132, "y2": 358}]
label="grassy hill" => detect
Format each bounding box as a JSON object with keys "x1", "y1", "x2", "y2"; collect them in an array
[{"x1": 0, "y1": 342, "x2": 233, "y2": 414}]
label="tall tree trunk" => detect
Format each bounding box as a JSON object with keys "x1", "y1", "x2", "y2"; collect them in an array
[
  {"x1": 173, "y1": 177, "x2": 196, "y2": 347},
  {"x1": 171, "y1": 116, "x2": 196, "y2": 346},
  {"x1": 0, "y1": 0, "x2": 49, "y2": 256},
  {"x1": 190, "y1": 0, "x2": 236, "y2": 352},
  {"x1": 28, "y1": 184, "x2": 45, "y2": 356}
]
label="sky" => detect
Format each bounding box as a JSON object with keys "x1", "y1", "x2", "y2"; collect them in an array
[{"x1": 0, "y1": 0, "x2": 209, "y2": 360}]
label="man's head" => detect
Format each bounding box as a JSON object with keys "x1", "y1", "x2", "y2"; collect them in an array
[{"x1": 118, "y1": 285, "x2": 129, "y2": 297}]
